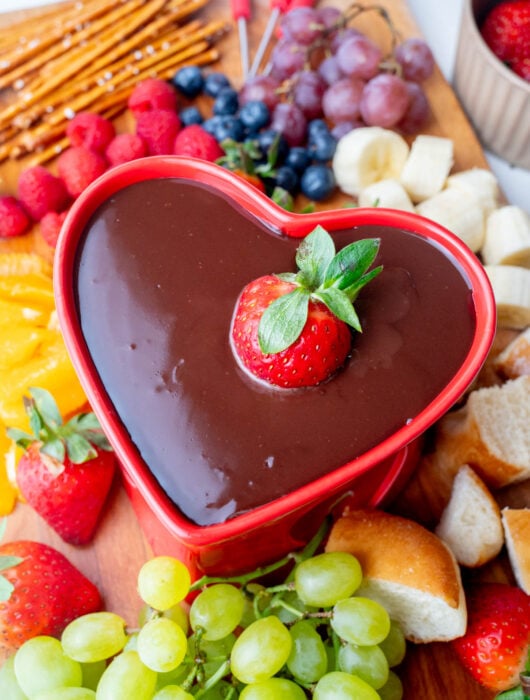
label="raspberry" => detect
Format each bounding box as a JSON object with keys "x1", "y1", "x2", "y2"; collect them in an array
[
  {"x1": 128, "y1": 78, "x2": 178, "y2": 116},
  {"x1": 57, "y1": 146, "x2": 107, "y2": 198},
  {"x1": 66, "y1": 112, "x2": 116, "y2": 152},
  {"x1": 0, "y1": 196, "x2": 31, "y2": 238},
  {"x1": 105, "y1": 133, "x2": 147, "y2": 167},
  {"x1": 136, "y1": 109, "x2": 181, "y2": 155},
  {"x1": 173, "y1": 124, "x2": 224, "y2": 161},
  {"x1": 40, "y1": 210, "x2": 69, "y2": 248},
  {"x1": 17, "y1": 165, "x2": 70, "y2": 221}
]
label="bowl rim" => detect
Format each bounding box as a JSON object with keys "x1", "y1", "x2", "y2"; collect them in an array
[{"x1": 54, "y1": 155, "x2": 496, "y2": 544}]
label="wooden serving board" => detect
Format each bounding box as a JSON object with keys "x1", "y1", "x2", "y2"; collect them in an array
[{"x1": 0, "y1": 1, "x2": 517, "y2": 697}]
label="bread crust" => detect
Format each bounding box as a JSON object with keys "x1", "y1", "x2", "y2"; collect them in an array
[{"x1": 502, "y1": 508, "x2": 530, "y2": 594}]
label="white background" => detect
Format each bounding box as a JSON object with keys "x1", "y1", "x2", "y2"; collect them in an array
[{"x1": 1, "y1": 0, "x2": 529, "y2": 211}]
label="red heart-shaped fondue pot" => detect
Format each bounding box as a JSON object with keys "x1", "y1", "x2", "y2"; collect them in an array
[{"x1": 54, "y1": 157, "x2": 495, "y2": 578}]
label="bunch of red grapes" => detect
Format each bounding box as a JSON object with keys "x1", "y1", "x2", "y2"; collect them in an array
[{"x1": 240, "y1": 3, "x2": 435, "y2": 144}]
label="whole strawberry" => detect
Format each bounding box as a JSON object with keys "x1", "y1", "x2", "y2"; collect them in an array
[
  {"x1": 0, "y1": 538, "x2": 102, "y2": 651},
  {"x1": 452, "y1": 582, "x2": 530, "y2": 694},
  {"x1": 231, "y1": 225, "x2": 382, "y2": 388},
  {"x1": 481, "y1": 0, "x2": 530, "y2": 64},
  {"x1": 7, "y1": 388, "x2": 115, "y2": 545}
]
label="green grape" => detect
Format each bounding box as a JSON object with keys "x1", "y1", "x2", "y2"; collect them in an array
[
  {"x1": 95, "y1": 650, "x2": 157, "y2": 700},
  {"x1": 294, "y1": 552, "x2": 362, "y2": 607},
  {"x1": 0, "y1": 654, "x2": 27, "y2": 700},
  {"x1": 313, "y1": 671, "x2": 381, "y2": 700},
  {"x1": 124, "y1": 632, "x2": 139, "y2": 651},
  {"x1": 152, "y1": 686, "x2": 194, "y2": 699},
  {"x1": 239, "y1": 677, "x2": 307, "y2": 700},
  {"x1": 274, "y1": 590, "x2": 315, "y2": 625},
  {"x1": 61, "y1": 612, "x2": 127, "y2": 663},
  {"x1": 378, "y1": 670, "x2": 404, "y2": 700},
  {"x1": 331, "y1": 597, "x2": 390, "y2": 646},
  {"x1": 189, "y1": 584, "x2": 245, "y2": 641},
  {"x1": 337, "y1": 642, "x2": 389, "y2": 689},
  {"x1": 137, "y1": 616, "x2": 188, "y2": 673},
  {"x1": 230, "y1": 615, "x2": 292, "y2": 684},
  {"x1": 164, "y1": 603, "x2": 190, "y2": 635},
  {"x1": 33, "y1": 688, "x2": 96, "y2": 699},
  {"x1": 378, "y1": 621, "x2": 406, "y2": 668},
  {"x1": 286, "y1": 619, "x2": 328, "y2": 683},
  {"x1": 137, "y1": 556, "x2": 191, "y2": 611},
  {"x1": 81, "y1": 660, "x2": 106, "y2": 691},
  {"x1": 14, "y1": 636, "x2": 82, "y2": 698}
]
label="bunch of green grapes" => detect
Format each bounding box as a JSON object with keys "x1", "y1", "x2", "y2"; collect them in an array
[{"x1": 0, "y1": 537, "x2": 407, "y2": 699}]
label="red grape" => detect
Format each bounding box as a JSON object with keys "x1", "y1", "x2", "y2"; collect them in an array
[
  {"x1": 335, "y1": 34, "x2": 382, "y2": 80},
  {"x1": 280, "y1": 7, "x2": 325, "y2": 46},
  {"x1": 239, "y1": 75, "x2": 281, "y2": 111},
  {"x1": 292, "y1": 70, "x2": 326, "y2": 120},
  {"x1": 322, "y1": 77, "x2": 365, "y2": 123},
  {"x1": 271, "y1": 102, "x2": 307, "y2": 146},
  {"x1": 394, "y1": 38, "x2": 435, "y2": 82},
  {"x1": 269, "y1": 39, "x2": 307, "y2": 81},
  {"x1": 397, "y1": 81, "x2": 431, "y2": 133},
  {"x1": 360, "y1": 73, "x2": 410, "y2": 128},
  {"x1": 318, "y1": 55, "x2": 344, "y2": 86}
]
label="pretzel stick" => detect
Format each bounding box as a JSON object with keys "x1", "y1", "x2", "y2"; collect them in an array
[
  {"x1": 0, "y1": 0, "x2": 131, "y2": 79},
  {"x1": 7, "y1": 19, "x2": 208, "y2": 132},
  {"x1": 0, "y1": 0, "x2": 148, "y2": 89},
  {"x1": 1, "y1": 0, "x2": 168, "y2": 124}
]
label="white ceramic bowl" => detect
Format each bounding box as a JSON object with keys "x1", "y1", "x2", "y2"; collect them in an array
[{"x1": 454, "y1": 0, "x2": 530, "y2": 169}]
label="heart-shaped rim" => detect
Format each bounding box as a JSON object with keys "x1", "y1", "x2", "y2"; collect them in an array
[{"x1": 54, "y1": 156, "x2": 496, "y2": 547}]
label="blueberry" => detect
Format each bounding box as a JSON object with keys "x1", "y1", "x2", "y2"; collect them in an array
[
  {"x1": 179, "y1": 106, "x2": 204, "y2": 126},
  {"x1": 274, "y1": 165, "x2": 299, "y2": 194},
  {"x1": 202, "y1": 115, "x2": 223, "y2": 136},
  {"x1": 256, "y1": 129, "x2": 289, "y2": 164},
  {"x1": 213, "y1": 87, "x2": 239, "y2": 116},
  {"x1": 309, "y1": 131, "x2": 337, "y2": 162},
  {"x1": 204, "y1": 72, "x2": 231, "y2": 97},
  {"x1": 239, "y1": 100, "x2": 270, "y2": 132},
  {"x1": 307, "y1": 118, "x2": 330, "y2": 140},
  {"x1": 213, "y1": 115, "x2": 245, "y2": 142},
  {"x1": 300, "y1": 164, "x2": 336, "y2": 201},
  {"x1": 285, "y1": 146, "x2": 311, "y2": 173},
  {"x1": 171, "y1": 66, "x2": 204, "y2": 98}
]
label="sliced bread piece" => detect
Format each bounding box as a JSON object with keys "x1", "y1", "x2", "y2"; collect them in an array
[
  {"x1": 495, "y1": 327, "x2": 530, "y2": 380},
  {"x1": 434, "y1": 375, "x2": 530, "y2": 489},
  {"x1": 325, "y1": 509, "x2": 466, "y2": 643},
  {"x1": 502, "y1": 508, "x2": 530, "y2": 595},
  {"x1": 435, "y1": 465, "x2": 503, "y2": 567}
]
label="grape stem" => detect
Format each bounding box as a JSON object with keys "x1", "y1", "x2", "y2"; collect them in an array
[{"x1": 189, "y1": 518, "x2": 331, "y2": 591}]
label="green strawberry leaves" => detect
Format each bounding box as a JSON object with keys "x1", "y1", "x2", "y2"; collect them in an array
[
  {"x1": 6, "y1": 387, "x2": 113, "y2": 466},
  {"x1": 259, "y1": 225, "x2": 382, "y2": 354}
]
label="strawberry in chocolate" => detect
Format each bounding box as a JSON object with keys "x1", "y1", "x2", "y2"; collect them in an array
[
  {"x1": 7, "y1": 388, "x2": 115, "y2": 545},
  {"x1": 452, "y1": 582, "x2": 530, "y2": 695},
  {"x1": 231, "y1": 225, "x2": 382, "y2": 388}
]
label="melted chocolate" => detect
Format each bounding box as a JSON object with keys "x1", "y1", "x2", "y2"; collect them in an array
[{"x1": 75, "y1": 179, "x2": 475, "y2": 526}]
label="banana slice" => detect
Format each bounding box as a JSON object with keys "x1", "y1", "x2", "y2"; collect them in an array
[
  {"x1": 332, "y1": 127, "x2": 410, "y2": 197},
  {"x1": 416, "y1": 187, "x2": 485, "y2": 252},
  {"x1": 481, "y1": 206, "x2": 530, "y2": 267},
  {"x1": 358, "y1": 178, "x2": 415, "y2": 212},
  {"x1": 485, "y1": 264, "x2": 530, "y2": 329},
  {"x1": 446, "y1": 168, "x2": 500, "y2": 216},
  {"x1": 400, "y1": 135, "x2": 454, "y2": 203}
]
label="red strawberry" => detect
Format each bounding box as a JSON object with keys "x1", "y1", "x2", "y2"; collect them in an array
[
  {"x1": 0, "y1": 539, "x2": 102, "y2": 652},
  {"x1": 174, "y1": 124, "x2": 224, "y2": 161},
  {"x1": 512, "y1": 55, "x2": 530, "y2": 81},
  {"x1": 8, "y1": 388, "x2": 116, "y2": 545},
  {"x1": 230, "y1": 225, "x2": 382, "y2": 388},
  {"x1": 452, "y1": 582, "x2": 530, "y2": 693},
  {"x1": 481, "y1": 1, "x2": 530, "y2": 63}
]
